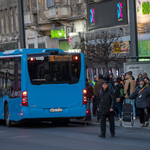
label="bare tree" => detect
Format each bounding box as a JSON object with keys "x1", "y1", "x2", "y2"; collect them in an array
[{"x1": 81, "y1": 31, "x2": 127, "y2": 72}]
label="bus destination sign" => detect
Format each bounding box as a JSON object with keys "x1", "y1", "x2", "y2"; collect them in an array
[{"x1": 49, "y1": 55, "x2": 72, "y2": 62}]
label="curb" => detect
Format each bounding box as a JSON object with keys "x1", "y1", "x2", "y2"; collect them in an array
[{"x1": 70, "y1": 119, "x2": 150, "y2": 130}]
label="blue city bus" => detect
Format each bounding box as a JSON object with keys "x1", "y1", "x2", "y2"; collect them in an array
[{"x1": 0, "y1": 49, "x2": 87, "y2": 127}]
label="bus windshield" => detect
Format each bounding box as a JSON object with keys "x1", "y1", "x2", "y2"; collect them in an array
[{"x1": 27, "y1": 54, "x2": 81, "y2": 85}]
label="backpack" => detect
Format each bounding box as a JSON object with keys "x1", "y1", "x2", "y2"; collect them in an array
[{"x1": 120, "y1": 88, "x2": 124, "y2": 97}]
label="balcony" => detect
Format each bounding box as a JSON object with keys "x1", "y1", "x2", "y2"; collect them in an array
[{"x1": 48, "y1": 5, "x2": 71, "y2": 20}]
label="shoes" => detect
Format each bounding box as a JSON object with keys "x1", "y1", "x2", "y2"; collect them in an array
[
  {"x1": 97, "y1": 120, "x2": 100, "y2": 123},
  {"x1": 99, "y1": 134, "x2": 106, "y2": 138},
  {"x1": 118, "y1": 118, "x2": 122, "y2": 121},
  {"x1": 145, "y1": 121, "x2": 149, "y2": 127},
  {"x1": 111, "y1": 135, "x2": 115, "y2": 138},
  {"x1": 133, "y1": 117, "x2": 136, "y2": 120},
  {"x1": 141, "y1": 123, "x2": 144, "y2": 127}
]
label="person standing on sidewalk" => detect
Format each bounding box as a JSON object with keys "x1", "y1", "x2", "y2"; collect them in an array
[
  {"x1": 144, "y1": 77, "x2": 150, "y2": 117},
  {"x1": 91, "y1": 75, "x2": 99, "y2": 116},
  {"x1": 93, "y1": 74, "x2": 104, "y2": 117},
  {"x1": 124, "y1": 71, "x2": 136, "y2": 120},
  {"x1": 97, "y1": 80, "x2": 115, "y2": 138},
  {"x1": 85, "y1": 78, "x2": 93, "y2": 120},
  {"x1": 144, "y1": 77, "x2": 150, "y2": 87},
  {"x1": 114, "y1": 78, "x2": 123, "y2": 120},
  {"x1": 91, "y1": 75, "x2": 98, "y2": 87},
  {"x1": 128, "y1": 78, "x2": 150, "y2": 127}
]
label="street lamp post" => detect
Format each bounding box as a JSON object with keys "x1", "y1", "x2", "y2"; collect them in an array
[
  {"x1": 18, "y1": 0, "x2": 26, "y2": 48},
  {"x1": 129, "y1": 0, "x2": 138, "y2": 61}
]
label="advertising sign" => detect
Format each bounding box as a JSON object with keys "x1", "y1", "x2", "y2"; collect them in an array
[
  {"x1": 136, "y1": 0, "x2": 150, "y2": 23},
  {"x1": 51, "y1": 26, "x2": 66, "y2": 39},
  {"x1": 113, "y1": 41, "x2": 130, "y2": 53},
  {"x1": 87, "y1": 0, "x2": 128, "y2": 30}
]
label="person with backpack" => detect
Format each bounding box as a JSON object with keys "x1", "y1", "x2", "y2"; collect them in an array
[
  {"x1": 114, "y1": 77, "x2": 123, "y2": 120},
  {"x1": 97, "y1": 80, "x2": 115, "y2": 138},
  {"x1": 128, "y1": 78, "x2": 150, "y2": 127}
]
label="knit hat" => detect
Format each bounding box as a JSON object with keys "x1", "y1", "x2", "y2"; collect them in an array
[
  {"x1": 139, "y1": 77, "x2": 144, "y2": 82},
  {"x1": 99, "y1": 74, "x2": 103, "y2": 80},
  {"x1": 144, "y1": 77, "x2": 149, "y2": 81},
  {"x1": 102, "y1": 80, "x2": 109, "y2": 84}
]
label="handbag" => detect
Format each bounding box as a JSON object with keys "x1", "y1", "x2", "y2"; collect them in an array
[{"x1": 116, "y1": 98, "x2": 120, "y2": 102}]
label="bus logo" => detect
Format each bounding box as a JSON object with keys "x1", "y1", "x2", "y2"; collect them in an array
[
  {"x1": 117, "y1": 3, "x2": 123, "y2": 19},
  {"x1": 36, "y1": 56, "x2": 44, "y2": 61},
  {"x1": 90, "y1": 9, "x2": 95, "y2": 23}
]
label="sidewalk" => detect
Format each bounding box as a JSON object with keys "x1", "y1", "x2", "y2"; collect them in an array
[{"x1": 71, "y1": 115, "x2": 150, "y2": 130}]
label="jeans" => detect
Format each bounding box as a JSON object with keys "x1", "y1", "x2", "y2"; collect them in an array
[
  {"x1": 126, "y1": 99, "x2": 136, "y2": 117},
  {"x1": 116, "y1": 102, "x2": 122, "y2": 117}
]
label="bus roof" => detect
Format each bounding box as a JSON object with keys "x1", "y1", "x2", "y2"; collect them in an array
[{"x1": 0, "y1": 48, "x2": 64, "y2": 56}]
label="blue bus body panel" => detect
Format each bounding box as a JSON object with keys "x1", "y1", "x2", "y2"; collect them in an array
[{"x1": 0, "y1": 49, "x2": 86, "y2": 122}]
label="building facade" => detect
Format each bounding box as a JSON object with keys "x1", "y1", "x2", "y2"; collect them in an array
[
  {"x1": 0, "y1": 0, "x2": 19, "y2": 51},
  {"x1": 1, "y1": 0, "x2": 150, "y2": 78}
]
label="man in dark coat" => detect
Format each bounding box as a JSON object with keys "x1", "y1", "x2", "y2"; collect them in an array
[
  {"x1": 97, "y1": 80, "x2": 115, "y2": 138},
  {"x1": 129, "y1": 78, "x2": 150, "y2": 127}
]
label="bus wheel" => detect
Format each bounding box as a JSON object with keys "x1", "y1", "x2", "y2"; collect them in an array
[{"x1": 4, "y1": 104, "x2": 12, "y2": 127}]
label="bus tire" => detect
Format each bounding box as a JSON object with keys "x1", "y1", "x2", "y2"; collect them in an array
[{"x1": 4, "y1": 104, "x2": 12, "y2": 127}]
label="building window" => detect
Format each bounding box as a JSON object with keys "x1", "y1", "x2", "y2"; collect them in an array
[
  {"x1": 38, "y1": 43, "x2": 45, "y2": 48},
  {"x1": 0, "y1": 42, "x2": 18, "y2": 52},
  {"x1": 47, "y1": 0, "x2": 54, "y2": 7},
  {"x1": 28, "y1": 44, "x2": 34, "y2": 48},
  {"x1": 0, "y1": 11, "x2": 1, "y2": 34},
  {"x1": 15, "y1": 7, "x2": 19, "y2": 32},
  {"x1": 5, "y1": 9, "x2": 9, "y2": 35},
  {"x1": 10, "y1": 8, "x2": 14, "y2": 34}
]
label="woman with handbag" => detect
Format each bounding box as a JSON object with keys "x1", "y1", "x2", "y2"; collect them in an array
[
  {"x1": 114, "y1": 78, "x2": 123, "y2": 120},
  {"x1": 129, "y1": 78, "x2": 150, "y2": 127}
]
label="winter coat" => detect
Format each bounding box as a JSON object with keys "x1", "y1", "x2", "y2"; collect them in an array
[
  {"x1": 114, "y1": 83, "x2": 123, "y2": 98},
  {"x1": 129, "y1": 85, "x2": 150, "y2": 108},
  {"x1": 93, "y1": 79, "x2": 104, "y2": 97},
  {"x1": 97, "y1": 88, "x2": 115, "y2": 115},
  {"x1": 124, "y1": 77, "x2": 136, "y2": 97},
  {"x1": 86, "y1": 83, "x2": 93, "y2": 99}
]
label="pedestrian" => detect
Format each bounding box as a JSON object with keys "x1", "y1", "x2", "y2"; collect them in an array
[
  {"x1": 93, "y1": 74, "x2": 104, "y2": 118},
  {"x1": 114, "y1": 77, "x2": 123, "y2": 120},
  {"x1": 85, "y1": 78, "x2": 93, "y2": 120},
  {"x1": 144, "y1": 77, "x2": 150, "y2": 87},
  {"x1": 143, "y1": 72, "x2": 148, "y2": 78},
  {"x1": 136, "y1": 73, "x2": 143, "y2": 86},
  {"x1": 129, "y1": 71, "x2": 135, "y2": 80},
  {"x1": 121, "y1": 74, "x2": 125, "y2": 85},
  {"x1": 91, "y1": 75, "x2": 99, "y2": 88},
  {"x1": 97, "y1": 80, "x2": 115, "y2": 138},
  {"x1": 128, "y1": 78, "x2": 150, "y2": 127},
  {"x1": 124, "y1": 71, "x2": 136, "y2": 120},
  {"x1": 109, "y1": 73, "x2": 114, "y2": 88},
  {"x1": 144, "y1": 77, "x2": 150, "y2": 117}
]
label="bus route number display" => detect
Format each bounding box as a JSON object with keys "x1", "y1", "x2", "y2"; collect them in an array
[{"x1": 49, "y1": 55, "x2": 72, "y2": 62}]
